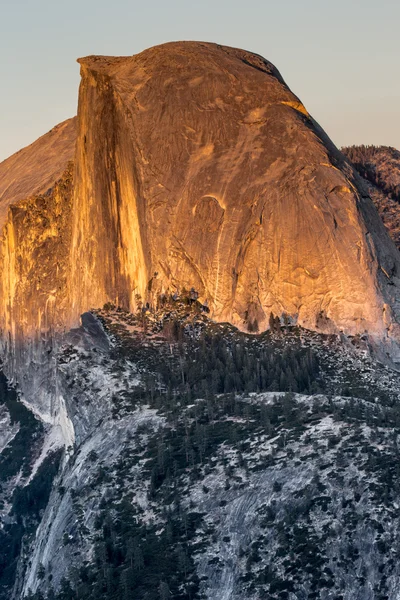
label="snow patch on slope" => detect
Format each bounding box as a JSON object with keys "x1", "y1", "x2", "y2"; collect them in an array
[{"x1": 0, "y1": 404, "x2": 19, "y2": 454}]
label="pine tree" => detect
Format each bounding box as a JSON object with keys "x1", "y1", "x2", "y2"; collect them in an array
[{"x1": 269, "y1": 312, "x2": 275, "y2": 331}]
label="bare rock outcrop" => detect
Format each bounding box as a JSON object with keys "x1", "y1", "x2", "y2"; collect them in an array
[
  {"x1": 0, "y1": 118, "x2": 76, "y2": 230},
  {"x1": 1, "y1": 42, "x2": 400, "y2": 359},
  {"x1": 342, "y1": 145, "x2": 400, "y2": 250},
  {"x1": 0, "y1": 121, "x2": 75, "y2": 379},
  {"x1": 70, "y1": 42, "x2": 400, "y2": 340}
]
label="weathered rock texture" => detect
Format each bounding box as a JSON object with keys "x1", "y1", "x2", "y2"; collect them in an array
[
  {"x1": 70, "y1": 42, "x2": 400, "y2": 340},
  {"x1": 1, "y1": 42, "x2": 400, "y2": 353},
  {"x1": 0, "y1": 118, "x2": 76, "y2": 230},
  {"x1": 0, "y1": 120, "x2": 76, "y2": 381},
  {"x1": 342, "y1": 145, "x2": 400, "y2": 250}
]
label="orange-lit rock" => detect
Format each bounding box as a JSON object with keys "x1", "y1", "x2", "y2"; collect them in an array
[
  {"x1": 0, "y1": 120, "x2": 75, "y2": 366},
  {"x1": 1, "y1": 42, "x2": 400, "y2": 355},
  {"x1": 70, "y1": 42, "x2": 400, "y2": 339},
  {"x1": 0, "y1": 118, "x2": 76, "y2": 229}
]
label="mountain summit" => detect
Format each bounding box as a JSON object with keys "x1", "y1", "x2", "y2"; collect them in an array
[
  {"x1": 1, "y1": 42, "x2": 400, "y2": 354},
  {"x1": 3, "y1": 42, "x2": 400, "y2": 600}
]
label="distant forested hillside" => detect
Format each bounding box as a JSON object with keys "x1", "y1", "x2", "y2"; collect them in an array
[{"x1": 342, "y1": 145, "x2": 400, "y2": 249}]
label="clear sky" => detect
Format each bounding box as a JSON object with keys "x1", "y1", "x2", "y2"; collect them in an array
[{"x1": 1, "y1": 0, "x2": 399, "y2": 162}]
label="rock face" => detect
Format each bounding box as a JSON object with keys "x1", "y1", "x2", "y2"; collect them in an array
[
  {"x1": 3, "y1": 46, "x2": 400, "y2": 600},
  {"x1": 0, "y1": 118, "x2": 76, "y2": 230},
  {"x1": 0, "y1": 120, "x2": 76, "y2": 382},
  {"x1": 70, "y1": 43, "x2": 400, "y2": 340},
  {"x1": 1, "y1": 43, "x2": 400, "y2": 355},
  {"x1": 8, "y1": 309, "x2": 400, "y2": 600},
  {"x1": 342, "y1": 145, "x2": 400, "y2": 250}
]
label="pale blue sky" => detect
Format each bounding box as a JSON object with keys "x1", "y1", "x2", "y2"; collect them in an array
[{"x1": 1, "y1": 0, "x2": 399, "y2": 161}]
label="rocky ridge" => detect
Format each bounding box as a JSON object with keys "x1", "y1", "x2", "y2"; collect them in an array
[
  {"x1": 1, "y1": 301, "x2": 400, "y2": 599},
  {"x1": 2, "y1": 42, "x2": 400, "y2": 600},
  {"x1": 342, "y1": 145, "x2": 400, "y2": 250},
  {"x1": 1, "y1": 43, "x2": 400, "y2": 370}
]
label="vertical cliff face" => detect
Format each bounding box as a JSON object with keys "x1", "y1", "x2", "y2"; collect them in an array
[
  {"x1": 0, "y1": 122, "x2": 75, "y2": 413},
  {"x1": 0, "y1": 167, "x2": 75, "y2": 427},
  {"x1": 0, "y1": 119, "x2": 76, "y2": 344},
  {"x1": 0, "y1": 165, "x2": 74, "y2": 338},
  {"x1": 0, "y1": 164, "x2": 73, "y2": 371},
  {"x1": 3, "y1": 41, "x2": 400, "y2": 600},
  {"x1": 70, "y1": 63, "x2": 148, "y2": 318},
  {"x1": 1, "y1": 43, "x2": 400, "y2": 359},
  {"x1": 69, "y1": 42, "x2": 400, "y2": 340}
]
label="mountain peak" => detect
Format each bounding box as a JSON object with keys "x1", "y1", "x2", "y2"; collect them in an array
[{"x1": 1, "y1": 43, "x2": 400, "y2": 359}]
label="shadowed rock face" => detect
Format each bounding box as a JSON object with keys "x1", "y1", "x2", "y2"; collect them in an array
[
  {"x1": 342, "y1": 145, "x2": 400, "y2": 250},
  {"x1": 1, "y1": 42, "x2": 400, "y2": 353}
]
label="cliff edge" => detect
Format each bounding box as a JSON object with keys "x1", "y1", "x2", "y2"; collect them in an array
[{"x1": 1, "y1": 42, "x2": 400, "y2": 360}]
